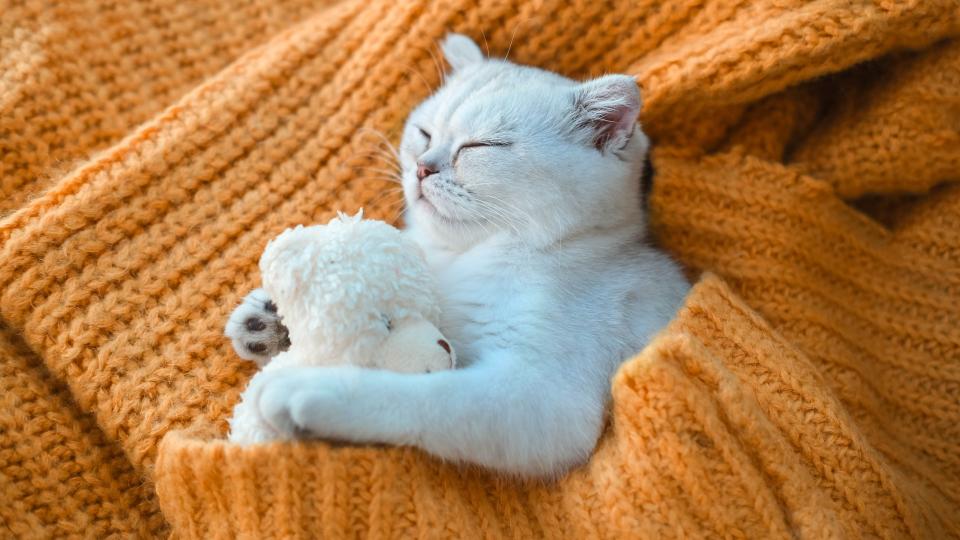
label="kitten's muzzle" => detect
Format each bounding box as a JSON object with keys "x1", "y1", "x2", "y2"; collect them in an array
[{"x1": 416, "y1": 161, "x2": 438, "y2": 182}]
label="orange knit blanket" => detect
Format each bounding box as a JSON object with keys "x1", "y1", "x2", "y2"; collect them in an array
[{"x1": 2, "y1": 1, "x2": 959, "y2": 538}]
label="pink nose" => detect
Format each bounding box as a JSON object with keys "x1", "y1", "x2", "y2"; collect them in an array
[{"x1": 416, "y1": 163, "x2": 437, "y2": 181}]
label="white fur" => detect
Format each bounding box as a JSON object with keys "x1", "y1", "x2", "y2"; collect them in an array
[
  {"x1": 247, "y1": 34, "x2": 690, "y2": 476},
  {"x1": 228, "y1": 213, "x2": 455, "y2": 444}
]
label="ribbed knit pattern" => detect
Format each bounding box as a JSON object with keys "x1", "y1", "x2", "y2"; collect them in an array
[{"x1": 1, "y1": 0, "x2": 959, "y2": 538}]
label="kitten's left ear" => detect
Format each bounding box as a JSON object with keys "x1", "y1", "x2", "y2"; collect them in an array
[
  {"x1": 572, "y1": 74, "x2": 642, "y2": 153},
  {"x1": 441, "y1": 33, "x2": 484, "y2": 71}
]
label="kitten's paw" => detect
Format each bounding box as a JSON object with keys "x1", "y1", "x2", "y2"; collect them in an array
[
  {"x1": 251, "y1": 366, "x2": 361, "y2": 440},
  {"x1": 225, "y1": 288, "x2": 291, "y2": 366},
  {"x1": 249, "y1": 369, "x2": 302, "y2": 440}
]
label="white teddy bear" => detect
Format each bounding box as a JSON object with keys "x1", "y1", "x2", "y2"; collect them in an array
[{"x1": 227, "y1": 211, "x2": 456, "y2": 444}]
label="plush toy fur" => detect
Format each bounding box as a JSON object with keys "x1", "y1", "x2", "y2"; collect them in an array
[{"x1": 228, "y1": 212, "x2": 455, "y2": 444}]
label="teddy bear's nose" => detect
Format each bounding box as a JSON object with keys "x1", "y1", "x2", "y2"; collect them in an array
[{"x1": 416, "y1": 161, "x2": 438, "y2": 182}]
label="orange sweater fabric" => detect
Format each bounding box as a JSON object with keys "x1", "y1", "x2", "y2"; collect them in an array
[{"x1": 2, "y1": 0, "x2": 959, "y2": 538}]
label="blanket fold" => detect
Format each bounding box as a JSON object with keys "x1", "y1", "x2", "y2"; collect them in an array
[{"x1": 1, "y1": 0, "x2": 958, "y2": 537}]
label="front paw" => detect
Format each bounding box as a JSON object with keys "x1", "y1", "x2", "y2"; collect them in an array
[
  {"x1": 250, "y1": 366, "x2": 361, "y2": 440},
  {"x1": 225, "y1": 288, "x2": 291, "y2": 366}
]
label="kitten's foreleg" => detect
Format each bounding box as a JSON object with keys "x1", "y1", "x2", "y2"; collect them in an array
[{"x1": 250, "y1": 357, "x2": 606, "y2": 477}]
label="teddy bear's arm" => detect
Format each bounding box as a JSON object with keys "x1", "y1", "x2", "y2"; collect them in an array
[{"x1": 225, "y1": 288, "x2": 290, "y2": 366}]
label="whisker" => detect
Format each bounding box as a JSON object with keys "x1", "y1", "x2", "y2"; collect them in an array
[
  {"x1": 367, "y1": 187, "x2": 406, "y2": 211},
  {"x1": 483, "y1": 197, "x2": 533, "y2": 225},
  {"x1": 479, "y1": 28, "x2": 491, "y2": 57},
  {"x1": 345, "y1": 152, "x2": 403, "y2": 172},
  {"x1": 451, "y1": 202, "x2": 493, "y2": 237},
  {"x1": 470, "y1": 199, "x2": 508, "y2": 232},
  {"x1": 503, "y1": 24, "x2": 520, "y2": 61},
  {"x1": 333, "y1": 158, "x2": 400, "y2": 184},
  {"x1": 356, "y1": 127, "x2": 401, "y2": 160},
  {"x1": 472, "y1": 205, "x2": 505, "y2": 241},
  {"x1": 357, "y1": 177, "x2": 405, "y2": 189},
  {"x1": 427, "y1": 45, "x2": 446, "y2": 85},
  {"x1": 387, "y1": 197, "x2": 408, "y2": 225},
  {"x1": 468, "y1": 197, "x2": 521, "y2": 237},
  {"x1": 472, "y1": 195, "x2": 529, "y2": 240},
  {"x1": 352, "y1": 166, "x2": 403, "y2": 182},
  {"x1": 401, "y1": 63, "x2": 434, "y2": 95},
  {"x1": 354, "y1": 151, "x2": 403, "y2": 171},
  {"x1": 365, "y1": 147, "x2": 402, "y2": 172},
  {"x1": 342, "y1": 147, "x2": 403, "y2": 171}
]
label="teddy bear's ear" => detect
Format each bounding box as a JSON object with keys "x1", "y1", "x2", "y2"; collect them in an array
[
  {"x1": 259, "y1": 225, "x2": 320, "y2": 308},
  {"x1": 333, "y1": 209, "x2": 364, "y2": 225}
]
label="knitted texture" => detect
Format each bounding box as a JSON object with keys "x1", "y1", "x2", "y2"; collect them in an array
[{"x1": 1, "y1": 0, "x2": 959, "y2": 538}]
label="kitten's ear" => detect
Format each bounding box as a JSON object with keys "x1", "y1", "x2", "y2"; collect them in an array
[
  {"x1": 441, "y1": 33, "x2": 484, "y2": 72},
  {"x1": 572, "y1": 74, "x2": 642, "y2": 152}
]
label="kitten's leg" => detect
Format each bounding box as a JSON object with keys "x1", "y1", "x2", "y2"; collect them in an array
[
  {"x1": 249, "y1": 358, "x2": 607, "y2": 477},
  {"x1": 224, "y1": 288, "x2": 291, "y2": 366}
]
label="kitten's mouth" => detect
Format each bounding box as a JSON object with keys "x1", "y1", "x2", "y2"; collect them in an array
[
  {"x1": 417, "y1": 194, "x2": 449, "y2": 219},
  {"x1": 417, "y1": 192, "x2": 437, "y2": 212},
  {"x1": 417, "y1": 192, "x2": 468, "y2": 225}
]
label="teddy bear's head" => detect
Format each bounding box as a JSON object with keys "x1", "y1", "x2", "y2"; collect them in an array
[{"x1": 258, "y1": 212, "x2": 450, "y2": 370}]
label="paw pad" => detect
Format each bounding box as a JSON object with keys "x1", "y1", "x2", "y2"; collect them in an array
[
  {"x1": 226, "y1": 288, "x2": 290, "y2": 364},
  {"x1": 245, "y1": 317, "x2": 266, "y2": 331}
]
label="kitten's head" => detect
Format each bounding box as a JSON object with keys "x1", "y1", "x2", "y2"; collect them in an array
[{"x1": 400, "y1": 34, "x2": 650, "y2": 248}]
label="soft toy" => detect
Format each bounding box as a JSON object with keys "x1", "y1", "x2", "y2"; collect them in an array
[{"x1": 227, "y1": 211, "x2": 456, "y2": 444}]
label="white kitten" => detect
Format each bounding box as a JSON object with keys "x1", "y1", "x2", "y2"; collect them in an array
[{"x1": 240, "y1": 34, "x2": 689, "y2": 477}]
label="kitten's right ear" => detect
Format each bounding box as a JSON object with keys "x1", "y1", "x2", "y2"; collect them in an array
[
  {"x1": 571, "y1": 74, "x2": 642, "y2": 153},
  {"x1": 441, "y1": 33, "x2": 484, "y2": 71}
]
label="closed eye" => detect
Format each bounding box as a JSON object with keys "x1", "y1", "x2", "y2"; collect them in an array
[
  {"x1": 418, "y1": 127, "x2": 431, "y2": 143},
  {"x1": 455, "y1": 140, "x2": 512, "y2": 161},
  {"x1": 461, "y1": 140, "x2": 511, "y2": 149}
]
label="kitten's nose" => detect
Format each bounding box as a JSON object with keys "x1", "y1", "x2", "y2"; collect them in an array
[{"x1": 416, "y1": 162, "x2": 437, "y2": 182}]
